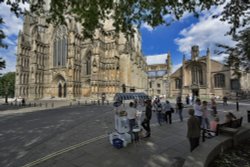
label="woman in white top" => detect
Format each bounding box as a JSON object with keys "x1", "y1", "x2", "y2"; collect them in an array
[{"x1": 127, "y1": 102, "x2": 137, "y2": 133}]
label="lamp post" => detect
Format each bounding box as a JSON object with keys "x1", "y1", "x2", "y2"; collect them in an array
[{"x1": 236, "y1": 92, "x2": 239, "y2": 111}]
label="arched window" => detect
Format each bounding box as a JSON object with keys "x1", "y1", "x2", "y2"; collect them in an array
[
  {"x1": 53, "y1": 26, "x2": 68, "y2": 67},
  {"x1": 86, "y1": 52, "x2": 91, "y2": 75},
  {"x1": 214, "y1": 74, "x2": 225, "y2": 88},
  {"x1": 175, "y1": 78, "x2": 182, "y2": 89},
  {"x1": 192, "y1": 65, "x2": 203, "y2": 85}
]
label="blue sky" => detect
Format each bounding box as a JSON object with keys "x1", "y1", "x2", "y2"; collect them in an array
[{"x1": 0, "y1": 1, "x2": 235, "y2": 74}]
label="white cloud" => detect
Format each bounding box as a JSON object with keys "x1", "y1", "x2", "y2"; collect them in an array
[
  {"x1": 141, "y1": 22, "x2": 154, "y2": 32},
  {"x1": 145, "y1": 53, "x2": 168, "y2": 65},
  {"x1": 0, "y1": 1, "x2": 29, "y2": 74},
  {"x1": 174, "y1": 1, "x2": 236, "y2": 62}
]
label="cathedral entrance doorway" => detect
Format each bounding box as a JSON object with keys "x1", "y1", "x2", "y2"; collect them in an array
[
  {"x1": 192, "y1": 89, "x2": 199, "y2": 97},
  {"x1": 52, "y1": 74, "x2": 67, "y2": 98}
]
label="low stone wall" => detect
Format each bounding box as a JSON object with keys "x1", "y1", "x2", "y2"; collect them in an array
[{"x1": 183, "y1": 124, "x2": 250, "y2": 167}]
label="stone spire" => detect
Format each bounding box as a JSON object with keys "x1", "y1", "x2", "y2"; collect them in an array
[{"x1": 191, "y1": 45, "x2": 199, "y2": 61}]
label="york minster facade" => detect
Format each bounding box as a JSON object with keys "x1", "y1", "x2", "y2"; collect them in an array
[{"x1": 15, "y1": 14, "x2": 148, "y2": 100}]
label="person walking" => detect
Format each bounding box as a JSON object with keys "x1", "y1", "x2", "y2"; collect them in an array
[
  {"x1": 141, "y1": 100, "x2": 152, "y2": 138},
  {"x1": 223, "y1": 96, "x2": 228, "y2": 106},
  {"x1": 187, "y1": 109, "x2": 201, "y2": 152},
  {"x1": 163, "y1": 100, "x2": 173, "y2": 124},
  {"x1": 176, "y1": 96, "x2": 184, "y2": 122},
  {"x1": 154, "y1": 98, "x2": 163, "y2": 126},
  {"x1": 194, "y1": 98, "x2": 202, "y2": 126},
  {"x1": 201, "y1": 101, "x2": 210, "y2": 129},
  {"x1": 211, "y1": 98, "x2": 217, "y2": 117},
  {"x1": 186, "y1": 94, "x2": 190, "y2": 105}
]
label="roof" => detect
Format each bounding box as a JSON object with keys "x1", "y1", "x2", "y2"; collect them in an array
[
  {"x1": 114, "y1": 92, "x2": 149, "y2": 101},
  {"x1": 145, "y1": 53, "x2": 168, "y2": 65}
]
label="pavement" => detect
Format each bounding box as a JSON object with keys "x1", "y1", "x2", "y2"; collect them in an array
[{"x1": 0, "y1": 99, "x2": 249, "y2": 167}]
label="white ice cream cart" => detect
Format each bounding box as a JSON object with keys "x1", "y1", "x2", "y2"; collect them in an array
[{"x1": 109, "y1": 92, "x2": 149, "y2": 148}]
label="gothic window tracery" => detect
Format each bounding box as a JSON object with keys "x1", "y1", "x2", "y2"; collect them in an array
[
  {"x1": 192, "y1": 65, "x2": 203, "y2": 85},
  {"x1": 175, "y1": 78, "x2": 182, "y2": 89},
  {"x1": 53, "y1": 26, "x2": 68, "y2": 67},
  {"x1": 86, "y1": 52, "x2": 91, "y2": 75},
  {"x1": 214, "y1": 73, "x2": 225, "y2": 88}
]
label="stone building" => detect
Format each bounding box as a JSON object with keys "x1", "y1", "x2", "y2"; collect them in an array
[
  {"x1": 170, "y1": 45, "x2": 250, "y2": 98},
  {"x1": 146, "y1": 53, "x2": 172, "y2": 98},
  {"x1": 15, "y1": 13, "x2": 148, "y2": 100}
]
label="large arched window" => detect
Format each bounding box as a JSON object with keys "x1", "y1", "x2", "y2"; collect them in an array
[
  {"x1": 86, "y1": 52, "x2": 91, "y2": 75},
  {"x1": 214, "y1": 73, "x2": 225, "y2": 88},
  {"x1": 53, "y1": 26, "x2": 68, "y2": 67},
  {"x1": 175, "y1": 78, "x2": 182, "y2": 89},
  {"x1": 192, "y1": 65, "x2": 203, "y2": 85}
]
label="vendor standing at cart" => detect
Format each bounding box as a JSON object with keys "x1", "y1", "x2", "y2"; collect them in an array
[{"x1": 127, "y1": 102, "x2": 138, "y2": 133}]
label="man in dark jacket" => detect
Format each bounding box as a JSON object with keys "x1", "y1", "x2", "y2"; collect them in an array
[
  {"x1": 141, "y1": 100, "x2": 152, "y2": 138},
  {"x1": 187, "y1": 109, "x2": 201, "y2": 152}
]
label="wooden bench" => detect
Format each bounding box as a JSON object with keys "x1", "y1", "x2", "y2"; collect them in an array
[{"x1": 216, "y1": 117, "x2": 243, "y2": 136}]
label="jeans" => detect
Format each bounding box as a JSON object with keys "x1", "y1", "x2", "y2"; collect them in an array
[
  {"x1": 141, "y1": 119, "x2": 150, "y2": 134},
  {"x1": 177, "y1": 109, "x2": 183, "y2": 122},
  {"x1": 165, "y1": 112, "x2": 172, "y2": 124},
  {"x1": 129, "y1": 119, "x2": 136, "y2": 133},
  {"x1": 156, "y1": 112, "x2": 163, "y2": 125}
]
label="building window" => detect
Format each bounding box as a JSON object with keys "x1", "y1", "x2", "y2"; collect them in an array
[
  {"x1": 53, "y1": 26, "x2": 68, "y2": 67},
  {"x1": 214, "y1": 73, "x2": 225, "y2": 88},
  {"x1": 175, "y1": 78, "x2": 182, "y2": 89},
  {"x1": 157, "y1": 90, "x2": 161, "y2": 94},
  {"x1": 149, "y1": 81, "x2": 152, "y2": 88},
  {"x1": 86, "y1": 52, "x2": 91, "y2": 75},
  {"x1": 157, "y1": 83, "x2": 161, "y2": 88},
  {"x1": 231, "y1": 79, "x2": 240, "y2": 90},
  {"x1": 192, "y1": 65, "x2": 203, "y2": 85}
]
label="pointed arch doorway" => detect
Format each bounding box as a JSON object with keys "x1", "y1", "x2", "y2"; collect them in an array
[{"x1": 53, "y1": 74, "x2": 67, "y2": 98}]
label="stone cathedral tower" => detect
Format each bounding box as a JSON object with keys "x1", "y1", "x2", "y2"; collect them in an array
[{"x1": 15, "y1": 12, "x2": 148, "y2": 100}]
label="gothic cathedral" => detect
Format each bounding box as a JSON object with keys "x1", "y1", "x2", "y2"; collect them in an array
[{"x1": 15, "y1": 14, "x2": 148, "y2": 100}]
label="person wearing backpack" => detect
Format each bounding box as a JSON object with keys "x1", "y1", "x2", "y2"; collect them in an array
[{"x1": 163, "y1": 100, "x2": 173, "y2": 124}]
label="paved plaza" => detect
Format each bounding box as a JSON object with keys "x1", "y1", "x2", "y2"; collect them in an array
[{"x1": 0, "y1": 99, "x2": 249, "y2": 167}]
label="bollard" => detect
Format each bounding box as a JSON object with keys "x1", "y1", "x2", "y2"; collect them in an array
[
  {"x1": 85, "y1": 100, "x2": 87, "y2": 105},
  {"x1": 51, "y1": 103, "x2": 54, "y2": 108},
  {"x1": 45, "y1": 103, "x2": 48, "y2": 108},
  {"x1": 29, "y1": 102, "x2": 31, "y2": 107},
  {"x1": 98, "y1": 100, "x2": 100, "y2": 105},
  {"x1": 10, "y1": 102, "x2": 13, "y2": 106},
  {"x1": 78, "y1": 101, "x2": 80, "y2": 105},
  {"x1": 247, "y1": 110, "x2": 250, "y2": 123},
  {"x1": 107, "y1": 100, "x2": 109, "y2": 105},
  {"x1": 34, "y1": 103, "x2": 37, "y2": 107}
]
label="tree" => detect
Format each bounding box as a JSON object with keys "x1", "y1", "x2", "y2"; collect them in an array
[{"x1": 0, "y1": 72, "x2": 15, "y2": 103}]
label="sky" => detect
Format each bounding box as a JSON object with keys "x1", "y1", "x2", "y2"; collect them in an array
[{"x1": 0, "y1": 1, "x2": 235, "y2": 74}]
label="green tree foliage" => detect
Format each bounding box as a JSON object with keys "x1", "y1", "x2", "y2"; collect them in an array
[
  {"x1": 0, "y1": 57, "x2": 5, "y2": 71},
  {"x1": 215, "y1": 0, "x2": 250, "y2": 73},
  {"x1": 0, "y1": 72, "x2": 15, "y2": 102}
]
